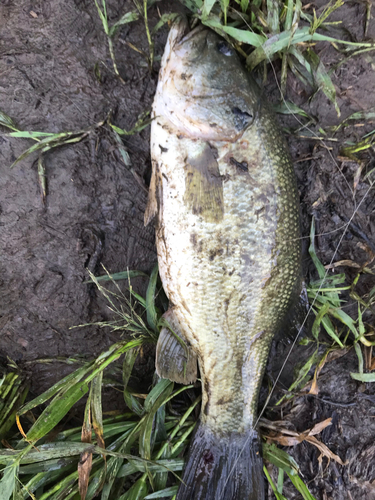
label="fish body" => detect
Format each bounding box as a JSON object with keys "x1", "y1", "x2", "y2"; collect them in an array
[{"x1": 145, "y1": 19, "x2": 301, "y2": 500}]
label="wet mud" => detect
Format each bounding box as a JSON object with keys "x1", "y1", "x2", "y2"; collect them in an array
[{"x1": 0, "y1": 0, "x2": 375, "y2": 498}]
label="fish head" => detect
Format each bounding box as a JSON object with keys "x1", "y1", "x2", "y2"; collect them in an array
[{"x1": 155, "y1": 18, "x2": 260, "y2": 142}]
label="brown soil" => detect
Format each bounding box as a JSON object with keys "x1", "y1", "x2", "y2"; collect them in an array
[{"x1": 0, "y1": 1, "x2": 374, "y2": 499}]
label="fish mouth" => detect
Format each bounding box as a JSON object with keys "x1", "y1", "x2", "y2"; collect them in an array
[
  {"x1": 169, "y1": 17, "x2": 208, "y2": 48},
  {"x1": 179, "y1": 23, "x2": 207, "y2": 44},
  {"x1": 167, "y1": 16, "x2": 190, "y2": 47}
]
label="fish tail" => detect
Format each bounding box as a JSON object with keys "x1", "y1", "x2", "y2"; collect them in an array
[{"x1": 176, "y1": 423, "x2": 264, "y2": 500}]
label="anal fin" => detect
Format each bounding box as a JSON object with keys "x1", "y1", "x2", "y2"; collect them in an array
[{"x1": 156, "y1": 309, "x2": 197, "y2": 385}]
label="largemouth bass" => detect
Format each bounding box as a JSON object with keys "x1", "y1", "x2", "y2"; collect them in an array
[{"x1": 145, "y1": 18, "x2": 301, "y2": 500}]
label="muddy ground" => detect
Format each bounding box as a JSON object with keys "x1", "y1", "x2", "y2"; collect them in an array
[{"x1": 0, "y1": 0, "x2": 375, "y2": 499}]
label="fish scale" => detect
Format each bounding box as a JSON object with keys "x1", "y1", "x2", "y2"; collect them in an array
[{"x1": 146, "y1": 18, "x2": 301, "y2": 500}]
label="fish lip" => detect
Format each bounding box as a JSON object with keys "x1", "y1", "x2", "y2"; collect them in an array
[
  {"x1": 167, "y1": 16, "x2": 190, "y2": 46},
  {"x1": 169, "y1": 18, "x2": 208, "y2": 47},
  {"x1": 179, "y1": 23, "x2": 207, "y2": 45}
]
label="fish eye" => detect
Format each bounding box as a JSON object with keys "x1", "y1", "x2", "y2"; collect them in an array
[
  {"x1": 232, "y1": 107, "x2": 253, "y2": 130},
  {"x1": 216, "y1": 41, "x2": 235, "y2": 56}
]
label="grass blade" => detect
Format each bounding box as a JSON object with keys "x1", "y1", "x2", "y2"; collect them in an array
[
  {"x1": 85, "y1": 270, "x2": 148, "y2": 284},
  {"x1": 7, "y1": 131, "x2": 55, "y2": 139},
  {"x1": 263, "y1": 442, "x2": 299, "y2": 475},
  {"x1": 91, "y1": 373, "x2": 105, "y2": 450},
  {"x1": 267, "y1": 0, "x2": 280, "y2": 34},
  {"x1": 286, "y1": 472, "x2": 317, "y2": 500},
  {"x1": 204, "y1": 19, "x2": 266, "y2": 47},
  {"x1": 109, "y1": 11, "x2": 140, "y2": 37},
  {"x1": 263, "y1": 466, "x2": 288, "y2": 500},
  {"x1": 144, "y1": 486, "x2": 178, "y2": 498},
  {"x1": 140, "y1": 380, "x2": 174, "y2": 460},
  {"x1": 308, "y1": 218, "x2": 325, "y2": 279},
  {"x1": 146, "y1": 264, "x2": 159, "y2": 333},
  {"x1": 123, "y1": 347, "x2": 144, "y2": 417},
  {"x1": 18, "y1": 364, "x2": 92, "y2": 416},
  {"x1": 306, "y1": 49, "x2": 340, "y2": 116},
  {"x1": 79, "y1": 392, "x2": 93, "y2": 500},
  {"x1": 26, "y1": 381, "x2": 89, "y2": 442},
  {"x1": 118, "y1": 476, "x2": 148, "y2": 500},
  {"x1": 202, "y1": 0, "x2": 217, "y2": 19},
  {"x1": 0, "y1": 465, "x2": 18, "y2": 500},
  {"x1": 38, "y1": 154, "x2": 47, "y2": 203},
  {"x1": 0, "y1": 110, "x2": 18, "y2": 131},
  {"x1": 350, "y1": 372, "x2": 375, "y2": 382}
]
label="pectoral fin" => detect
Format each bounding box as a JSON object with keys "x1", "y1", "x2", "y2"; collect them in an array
[
  {"x1": 156, "y1": 309, "x2": 197, "y2": 384},
  {"x1": 184, "y1": 143, "x2": 224, "y2": 222}
]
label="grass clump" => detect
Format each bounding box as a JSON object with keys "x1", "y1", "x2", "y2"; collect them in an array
[
  {"x1": 178, "y1": 0, "x2": 373, "y2": 114},
  {"x1": 0, "y1": 268, "x2": 323, "y2": 500}
]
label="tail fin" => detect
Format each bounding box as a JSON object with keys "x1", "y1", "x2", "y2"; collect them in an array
[{"x1": 176, "y1": 423, "x2": 264, "y2": 500}]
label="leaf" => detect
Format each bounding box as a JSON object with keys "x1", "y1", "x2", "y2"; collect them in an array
[
  {"x1": 329, "y1": 307, "x2": 359, "y2": 339},
  {"x1": 118, "y1": 476, "x2": 148, "y2": 500},
  {"x1": 85, "y1": 270, "x2": 147, "y2": 284},
  {"x1": 9, "y1": 132, "x2": 74, "y2": 168},
  {"x1": 19, "y1": 457, "x2": 78, "y2": 474},
  {"x1": 0, "y1": 110, "x2": 18, "y2": 131},
  {"x1": 19, "y1": 364, "x2": 91, "y2": 416},
  {"x1": 144, "y1": 486, "x2": 178, "y2": 499},
  {"x1": 38, "y1": 155, "x2": 47, "y2": 203},
  {"x1": 144, "y1": 379, "x2": 173, "y2": 414},
  {"x1": 267, "y1": 0, "x2": 280, "y2": 34},
  {"x1": 0, "y1": 465, "x2": 18, "y2": 500},
  {"x1": 286, "y1": 472, "x2": 317, "y2": 500},
  {"x1": 263, "y1": 442, "x2": 299, "y2": 475},
  {"x1": 26, "y1": 381, "x2": 89, "y2": 442},
  {"x1": 202, "y1": 0, "x2": 217, "y2": 19},
  {"x1": 111, "y1": 127, "x2": 131, "y2": 167},
  {"x1": 140, "y1": 380, "x2": 174, "y2": 459},
  {"x1": 305, "y1": 435, "x2": 346, "y2": 465},
  {"x1": 152, "y1": 13, "x2": 180, "y2": 34},
  {"x1": 203, "y1": 18, "x2": 266, "y2": 47},
  {"x1": 308, "y1": 418, "x2": 332, "y2": 436},
  {"x1": 110, "y1": 117, "x2": 152, "y2": 137},
  {"x1": 123, "y1": 347, "x2": 144, "y2": 417},
  {"x1": 146, "y1": 264, "x2": 159, "y2": 332},
  {"x1": 350, "y1": 372, "x2": 375, "y2": 382},
  {"x1": 0, "y1": 379, "x2": 29, "y2": 441},
  {"x1": 7, "y1": 131, "x2": 56, "y2": 138},
  {"x1": 305, "y1": 49, "x2": 340, "y2": 117},
  {"x1": 78, "y1": 449, "x2": 92, "y2": 500},
  {"x1": 264, "y1": 466, "x2": 288, "y2": 500},
  {"x1": 117, "y1": 459, "x2": 184, "y2": 478},
  {"x1": 91, "y1": 373, "x2": 105, "y2": 450},
  {"x1": 284, "y1": 0, "x2": 294, "y2": 31},
  {"x1": 109, "y1": 11, "x2": 140, "y2": 37},
  {"x1": 273, "y1": 101, "x2": 310, "y2": 119},
  {"x1": 308, "y1": 218, "x2": 325, "y2": 279},
  {"x1": 287, "y1": 348, "x2": 320, "y2": 394},
  {"x1": 93, "y1": 0, "x2": 108, "y2": 35},
  {"x1": 312, "y1": 302, "x2": 329, "y2": 339},
  {"x1": 0, "y1": 442, "x2": 95, "y2": 465}
]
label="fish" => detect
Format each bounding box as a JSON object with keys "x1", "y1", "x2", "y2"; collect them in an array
[{"x1": 144, "y1": 17, "x2": 301, "y2": 500}]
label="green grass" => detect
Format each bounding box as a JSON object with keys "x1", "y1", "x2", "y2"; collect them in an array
[{"x1": 0, "y1": 270, "x2": 323, "y2": 500}]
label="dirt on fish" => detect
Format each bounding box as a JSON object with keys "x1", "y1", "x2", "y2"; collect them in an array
[{"x1": 0, "y1": 0, "x2": 375, "y2": 499}]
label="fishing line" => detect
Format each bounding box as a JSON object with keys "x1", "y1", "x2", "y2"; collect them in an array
[{"x1": 220, "y1": 7, "x2": 374, "y2": 497}]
